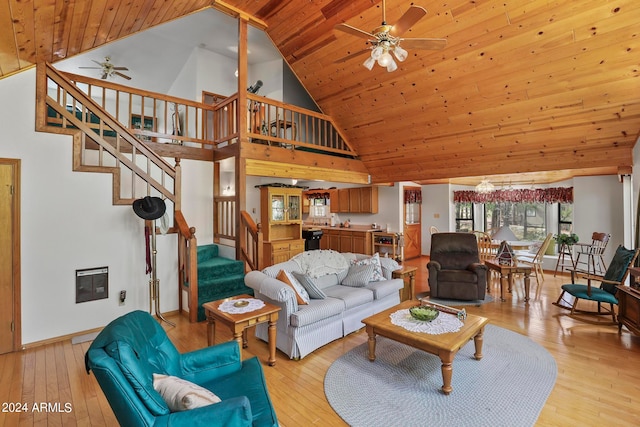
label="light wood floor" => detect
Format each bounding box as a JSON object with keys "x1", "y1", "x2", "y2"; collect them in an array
[{"x1": 2, "y1": 256, "x2": 640, "y2": 426}]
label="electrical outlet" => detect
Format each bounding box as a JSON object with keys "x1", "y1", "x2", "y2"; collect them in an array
[{"x1": 119, "y1": 290, "x2": 127, "y2": 306}]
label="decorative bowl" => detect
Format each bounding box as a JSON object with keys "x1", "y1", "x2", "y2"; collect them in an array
[
  {"x1": 409, "y1": 306, "x2": 439, "y2": 322},
  {"x1": 233, "y1": 300, "x2": 249, "y2": 308}
]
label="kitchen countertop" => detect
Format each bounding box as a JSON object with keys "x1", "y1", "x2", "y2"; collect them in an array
[{"x1": 303, "y1": 224, "x2": 385, "y2": 232}]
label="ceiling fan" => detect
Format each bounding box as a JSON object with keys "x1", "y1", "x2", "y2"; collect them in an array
[
  {"x1": 79, "y1": 56, "x2": 131, "y2": 80},
  {"x1": 335, "y1": 0, "x2": 446, "y2": 72}
]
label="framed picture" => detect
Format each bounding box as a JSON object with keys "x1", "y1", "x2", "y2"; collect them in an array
[{"x1": 130, "y1": 114, "x2": 155, "y2": 141}]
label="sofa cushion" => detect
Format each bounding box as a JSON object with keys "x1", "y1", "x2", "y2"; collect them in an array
[
  {"x1": 341, "y1": 263, "x2": 375, "y2": 287},
  {"x1": 152, "y1": 373, "x2": 221, "y2": 412},
  {"x1": 290, "y1": 298, "x2": 344, "y2": 327},
  {"x1": 351, "y1": 253, "x2": 385, "y2": 281},
  {"x1": 277, "y1": 270, "x2": 309, "y2": 305},
  {"x1": 324, "y1": 285, "x2": 374, "y2": 310},
  {"x1": 439, "y1": 269, "x2": 479, "y2": 284},
  {"x1": 365, "y1": 279, "x2": 404, "y2": 300},
  {"x1": 292, "y1": 272, "x2": 327, "y2": 299}
]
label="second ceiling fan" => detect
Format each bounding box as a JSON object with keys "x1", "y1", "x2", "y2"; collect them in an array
[{"x1": 335, "y1": 0, "x2": 446, "y2": 72}]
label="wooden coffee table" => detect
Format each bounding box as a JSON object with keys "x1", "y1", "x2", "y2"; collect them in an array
[
  {"x1": 203, "y1": 294, "x2": 281, "y2": 366},
  {"x1": 484, "y1": 258, "x2": 532, "y2": 302},
  {"x1": 361, "y1": 300, "x2": 489, "y2": 395}
]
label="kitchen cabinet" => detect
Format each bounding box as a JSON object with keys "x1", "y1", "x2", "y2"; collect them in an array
[
  {"x1": 265, "y1": 240, "x2": 305, "y2": 266},
  {"x1": 329, "y1": 187, "x2": 378, "y2": 214},
  {"x1": 338, "y1": 189, "x2": 350, "y2": 213},
  {"x1": 323, "y1": 228, "x2": 372, "y2": 255}
]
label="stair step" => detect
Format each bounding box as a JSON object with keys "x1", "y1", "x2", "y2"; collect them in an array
[
  {"x1": 197, "y1": 244, "x2": 219, "y2": 262},
  {"x1": 198, "y1": 258, "x2": 244, "y2": 278}
]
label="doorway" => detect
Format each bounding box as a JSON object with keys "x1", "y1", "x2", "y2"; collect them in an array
[
  {"x1": 403, "y1": 187, "x2": 422, "y2": 260},
  {"x1": 0, "y1": 159, "x2": 20, "y2": 354}
]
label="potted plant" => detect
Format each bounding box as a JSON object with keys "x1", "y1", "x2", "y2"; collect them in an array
[{"x1": 554, "y1": 233, "x2": 579, "y2": 246}]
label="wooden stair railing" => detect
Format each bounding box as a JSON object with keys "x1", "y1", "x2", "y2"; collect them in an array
[
  {"x1": 37, "y1": 62, "x2": 176, "y2": 206},
  {"x1": 175, "y1": 210, "x2": 199, "y2": 323},
  {"x1": 37, "y1": 62, "x2": 199, "y2": 323},
  {"x1": 240, "y1": 211, "x2": 263, "y2": 272}
]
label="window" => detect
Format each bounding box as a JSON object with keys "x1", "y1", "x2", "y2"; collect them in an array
[
  {"x1": 455, "y1": 202, "x2": 474, "y2": 232},
  {"x1": 558, "y1": 203, "x2": 573, "y2": 235},
  {"x1": 483, "y1": 202, "x2": 546, "y2": 240}
]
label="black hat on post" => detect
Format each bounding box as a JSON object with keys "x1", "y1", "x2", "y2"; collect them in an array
[{"x1": 132, "y1": 196, "x2": 166, "y2": 220}]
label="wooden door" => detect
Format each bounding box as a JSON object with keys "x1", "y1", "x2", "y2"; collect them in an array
[
  {"x1": 403, "y1": 187, "x2": 422, "y2": 260},
  {"x1": 0, "y1": 160, "x2": 19, "y2": 354}
]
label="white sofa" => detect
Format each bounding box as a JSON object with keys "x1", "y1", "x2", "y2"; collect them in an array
[{"x1": 244, "y1": 251, "x2": 404, "y2": 359}]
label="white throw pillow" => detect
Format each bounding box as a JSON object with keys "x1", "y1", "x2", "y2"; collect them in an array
[
  {"x1": 351, "y1": 253, "x2": 385, "y2": 281},
  {"x1": 342, "y1": 263, "x2": 375, "y2": 287},
  {"x1": 152, "y1": 373, "x2": 220, "y2": 412}
]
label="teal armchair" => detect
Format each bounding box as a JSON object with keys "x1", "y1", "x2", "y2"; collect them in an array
[{"x1": 85, "y1": 310, "x2": 278, "y2": 427}]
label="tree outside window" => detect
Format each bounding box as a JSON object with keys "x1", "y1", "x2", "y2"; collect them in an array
[
  {"x1": 455, "y1": 202, "x2": 474, "y2": 232},
  {"x1": 484, "y1": 202, "x2": 546, "y2": 240}
]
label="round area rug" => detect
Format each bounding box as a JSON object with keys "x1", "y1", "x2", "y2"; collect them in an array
[{"x1": 324, "y1": 324, "x2": 556, "y2": 427}]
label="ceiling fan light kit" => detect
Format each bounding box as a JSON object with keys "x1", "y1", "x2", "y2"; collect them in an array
[
  {"x1": 79, "y1": 56, "x2": 131, "y2": 80},
  {"x1": 336, "y1": 1, "x2": 446, "y2": 73}
]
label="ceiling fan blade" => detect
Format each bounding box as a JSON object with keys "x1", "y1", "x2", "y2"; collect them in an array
[
  {"x1": 335, "y1": 23, "x2": 372, "y2": 40},
  {"x1": 113, "y1": 67, "x2": 129, "y2": 71},
  {"x1": 390, "y1": 6, "x2": 427, "y2": 37},
  {"x1": 400, "y1": 37, "x2": 447, "y2": 50},
  {"x1": 114, "y1": 71, "x2": 132, "y2": 80},
  {"x1": 101, "y1": 73, "x2": 108, "y2": 79},
  {"x1": 92, "y1": 60, "x2": 104, "y2": 67},
  {"x1": 334, "y1": 49, "x2": 371, "y2": 64}
]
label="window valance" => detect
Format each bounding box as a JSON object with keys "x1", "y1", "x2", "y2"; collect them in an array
[
  {"x1": 404, "y1": 188, "x2": 422, "y2": 204},
  {"x1": 453, "y1": 187, "x2": 573, "y2": 204}
]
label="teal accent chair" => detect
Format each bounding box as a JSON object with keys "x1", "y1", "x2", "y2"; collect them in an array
[
  {"x1": 85, "y1": 310, "x2": 278, "y2": 427},
  {"x1": 554, "y1": 245, "x2": 639, "y2": 324}
]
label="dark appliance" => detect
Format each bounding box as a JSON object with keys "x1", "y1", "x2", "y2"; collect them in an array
[{"x1": 302, "y1": 228, "x2": 323, "y2": 251}]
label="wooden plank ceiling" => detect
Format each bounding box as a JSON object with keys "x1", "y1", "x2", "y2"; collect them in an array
[{"x1": 2, "y1": 0, "x2": 639, "y2": 185}]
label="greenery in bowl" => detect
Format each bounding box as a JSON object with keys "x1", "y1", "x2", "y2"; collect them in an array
[
  {"x1": 554, "y1": 233, "x2": 579, "y2": 246},
  {"x1": 409, "y1": 306, "x2": 439, "y2": 322}
]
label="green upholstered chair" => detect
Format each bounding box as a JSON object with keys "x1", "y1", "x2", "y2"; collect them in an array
[
  {"x1": 553, "y1": 245, "x2": 639, "y2": 324},
  {"x1": 85, "y1": 310, "x2": 278, "y2": 427}
]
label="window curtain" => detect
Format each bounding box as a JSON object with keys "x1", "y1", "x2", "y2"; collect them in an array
[
  {"x1": 404, "y1": 188, "x2": 422, "y2": 204},
  {"x1": 453, "y1": 187, "x2": 573, "y2": 204}
]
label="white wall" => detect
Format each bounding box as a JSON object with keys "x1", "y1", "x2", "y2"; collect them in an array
[
  {"x1": 572, "y1": 175, "x2": 624, "y2": 264},
  {"x1": 421, "y1": 184, "x2": 451, "y2": 254},
  {"x1": 3, "y1": 60, "x2": 228, "y2": 344}
]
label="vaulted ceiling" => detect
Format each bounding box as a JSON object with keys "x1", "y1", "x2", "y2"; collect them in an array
[{"x1": 2, "y1": 0, "x2": 639, "y2": 185}]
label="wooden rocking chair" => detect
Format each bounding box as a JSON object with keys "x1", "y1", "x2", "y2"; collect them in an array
[{"x1": 553, "y1": 245, "x2": 639, "y2": 324}]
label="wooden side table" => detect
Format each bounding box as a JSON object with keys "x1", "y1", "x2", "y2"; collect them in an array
[
  {"x1": 484, "y1": 258, "x2": 532, "y2": 302},
  {"x1": 203, "y1": 294, "x2": 281, "y2": 366},
  {"x1": 392, "y1": 266, "x2": 417, "y2": 301},
  {"x1": 616, "y1": 285, "x2": 640, "y2": 336}
]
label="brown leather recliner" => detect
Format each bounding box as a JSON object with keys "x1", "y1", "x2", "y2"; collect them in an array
[{"x1": 427, "y1": 232, "x2": 487, "y2": 301}]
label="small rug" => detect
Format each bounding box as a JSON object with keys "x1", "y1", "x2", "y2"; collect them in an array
[{"x1": 324, "y1": 324, "x2": 556, "y2": 427}]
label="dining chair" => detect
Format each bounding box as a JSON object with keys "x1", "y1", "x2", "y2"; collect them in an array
[
  {"x1": 573, "y1": 232, "x2": 610, "y2": 276},
  {"x1": 515, "y1": 233, "x2": 553, "y2": 298}
]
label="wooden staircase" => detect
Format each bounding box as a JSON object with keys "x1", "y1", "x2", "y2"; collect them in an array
[{"x1": 36, "y1": 62, "x2": 201, "y2": 321}]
